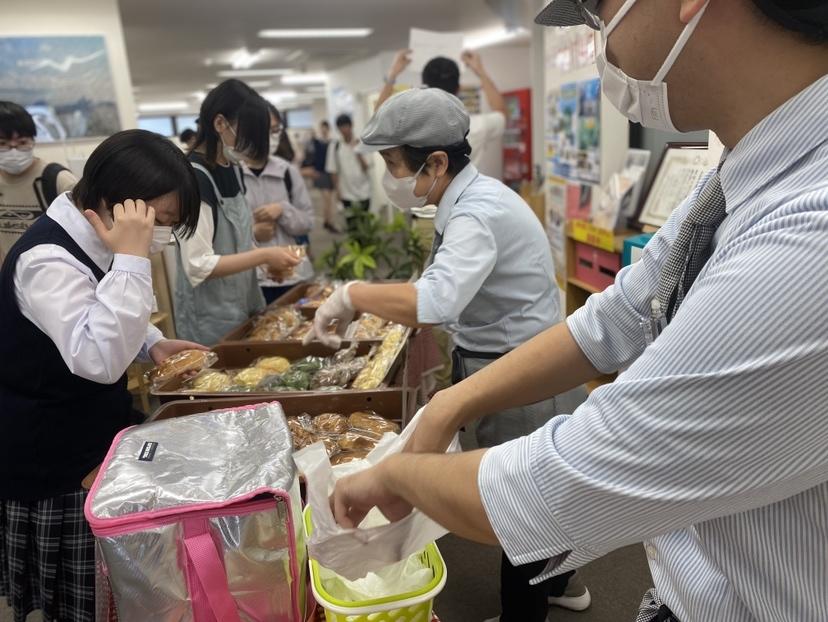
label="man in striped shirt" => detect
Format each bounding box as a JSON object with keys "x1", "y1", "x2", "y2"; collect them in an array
[{"x1": 332, "y1": 1, "x2": 828, "y2": 621}]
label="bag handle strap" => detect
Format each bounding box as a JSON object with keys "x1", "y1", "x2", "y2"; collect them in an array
[{"x1": 183, "y1": 518, "x2": 242, "y2": 622}]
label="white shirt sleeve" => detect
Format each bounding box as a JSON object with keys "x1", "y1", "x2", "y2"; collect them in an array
[
  {"x1": 136, "y1": 322, "x2": 166, "y2": 362},
  {"x1": 14, "y1": 245, "x2": 155, "y2": 384},
  {"x1": 176, "y1": 201, "x2": 221, "y2": 287},
  {"x1": 325, "y1": 141, "x2": 338, "y2": 175}
]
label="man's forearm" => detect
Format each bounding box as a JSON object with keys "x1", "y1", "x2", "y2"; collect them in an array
[
  {"x1": 384, "y1": 451, "x2": 498, "y2": 545},
  {"x1": 376, "y1": 81, "x2": 395, "y2": 111},
  {"x1": 478, "y1": 70, "x2": 506, "y2": 115},
  {"x1": 349, "y1": 282, "x2": 429, "y2": 327},
  {"x1": 445, "y1": 322, "x2": 599, "y2": 427}
]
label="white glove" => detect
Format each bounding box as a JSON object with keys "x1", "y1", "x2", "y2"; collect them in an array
[{"x1": 304, "y1": 281, "x2": 358, "y2": 348}]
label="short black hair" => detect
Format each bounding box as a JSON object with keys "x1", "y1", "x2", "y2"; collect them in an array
[
  {"x1": 400, "y1": 140, "x2": 472, "y2": 177},
  {"x1": 0, "y1": 101, "x2": 36, "y2": 140},
  {"x1": 266, "y1": 103, "x2": 284, "y2": 127},
  {"x1": 752, "y1": 0, "x2": 828, "y2": 41},
  {"x1": 335, "y1": 114, "x2": 353, "y2": 128},
  {"x1": 193, "y1": 79, "x2": 270, "y2": 167},
  {"x1": 320, "y1": 120, "x2": 330, "y2": 129},
  {"x1": 422, "y1": 57, "x2": 461, "y2": 95},
  {"x1": 72, "y1": 129, "x2": 201, "y2": 238},
  {"x1": 179, "y1": 128, "x2": 196, "y2": 143}
]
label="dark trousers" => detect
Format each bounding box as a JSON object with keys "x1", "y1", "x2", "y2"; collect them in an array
[
  {"x1": 261, "y1": 284, "x2": 295, "y2": 305},
  {"x1": 451, "y1": 347, "x2": 573, "y2": 622}
]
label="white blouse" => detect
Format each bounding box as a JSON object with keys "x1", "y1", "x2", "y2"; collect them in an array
[{"x1": 13, "y1": 193, "x2": 164, "y2": 384}]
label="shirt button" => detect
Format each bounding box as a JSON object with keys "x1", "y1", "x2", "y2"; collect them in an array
[{"x1": 645, "y1": 545, "x2": 658, "y2": 561}]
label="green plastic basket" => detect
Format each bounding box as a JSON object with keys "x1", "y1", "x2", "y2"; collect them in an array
[{"x1": 304, "y1": 508, "x2": 447, "y2": 622}]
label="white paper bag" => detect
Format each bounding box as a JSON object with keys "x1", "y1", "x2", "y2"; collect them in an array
[{"x1": 293, "y1": 409, "x2": 460, "y2": 580}]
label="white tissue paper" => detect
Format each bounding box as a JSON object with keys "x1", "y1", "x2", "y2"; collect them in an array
[
  {"x1": 293, "y1": 408, "x2": 460, "y2": 580},
  {"x1": 320, "y1": 552, "x2": 432, "y2": 601}
]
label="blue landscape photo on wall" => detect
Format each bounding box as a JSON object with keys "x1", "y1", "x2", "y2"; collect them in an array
[{"x1": 0, "y1": 35, "x2": 121, "y2": 141}]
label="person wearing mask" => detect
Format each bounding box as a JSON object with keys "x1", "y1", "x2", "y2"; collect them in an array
[
  {"x1": 245, "y1": 104, "x2": 314, "y2": 304},
  {"x1": 326, "y1": 113, "x2": 372, "y2": 232},
  {"x1": 304, "y1": 87, "x2": 589, "y2": 620},
  {"x1": 0, "y1": 101, "x2": 77, "y2": 263},
  {"x1": 303, "y1": 120, "x2": 339, "y2": 233},
  {"x1": 179, "y1": 128, "x2": 197, "y2": 150},
  {"x1": 377, "y1": 50, "x2": 507, "y2": 179},
  {"x1": 0, "y1": 129, "x2": 205, "y2": 622},
  {"x1": 176, "y1": 80, "x2": 300, "y2": 345},
  {"x1": 331, "y1": 2, "x2": 828, "y2": 621}
]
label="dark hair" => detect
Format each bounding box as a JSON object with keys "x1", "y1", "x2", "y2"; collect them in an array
[
  {"x1": 192, "y1": 79, "x2": 270, "y2": 167},
  {"x1": 0, "y1": 101, "x2": 36, "y2": 139},
  {"x1": 752, "y1": 0, "x2": 828, "y2": 41},
  {"x1": 422, "y1": 57, "x2": 461, "y2": 95},
  {"x1": 320, "y1": 120, "x2": 330, "y2": 129},
  {"x1": 401, "y1": 140, "x2": 472, "y2": 177},
  {"x1": 335, "y1": 114, "x2": 353, "y2": 128},
  {"x1": 266, "y1": 103, "x2": 284, "y2": 127},
  {"x1": 179, "y1": 128, "x2": 196, "y2": 143},
  {"x1": 72, "y1": 129, "x2": 201, "y2": 238}
]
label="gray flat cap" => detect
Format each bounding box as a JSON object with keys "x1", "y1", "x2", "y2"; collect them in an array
[
  {"x1": 535, "y1": 0, "x2": 601, "y2": 29},
  {"x1": 358, "y1": 87, "x2": 470, "y2": 154}
]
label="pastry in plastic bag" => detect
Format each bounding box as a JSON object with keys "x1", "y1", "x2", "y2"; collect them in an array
[
  {"x1": 147, "y1": 350, "x2": 217, "y2": 387},
  {"x1": 291, "y1": 356, "x2": 325, "y2": 374},
  {"x1": 330, "y1": 449, "x2": 371, "y2": 465},
  {"x1": 314, "y1": 413, "x2": 349, "y2": 435},
  {"x1": 233, "y1": 367, "x2": 270, "y2": 388},
  {"x1": 255, "y1": 356, "x2": 291, "y2": 374},
  {"x1": 277, "y1": 369, "x2": 312, "y2": 391},
  {"x1": 351, "y1": 326, "x2": 407, "y2": 390},
  {"x1": 247, "y1": 307, "x2": 303, "y2": 341},
  {"x1": 338, "y1": 429, "x2": 382, "y2": 452},
  {"x1": 348, "y1": 411, "x2": 400, "y2": 435},
  {"x1": 351, "y1": 314, "x2": 390, "y2": 340},
  {"x1": 188, "y1": 370, "x2": 232, "y2": 392},
  {"x1": 313, "y1": 434, "x2": 339, "y2": 458},
  {"x1": 310, "y1": 357, "x2": 367, "y2": 390}
]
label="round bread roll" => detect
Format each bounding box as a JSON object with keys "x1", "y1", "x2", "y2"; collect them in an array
[
  {"x1": 348, "y1": 411, "x2": 400, "y2": 435},
  {"x1": 338, "y1": 430, "x2": 381, "y2": 452},
  {"x1": 314, "y1": 413, "x2": 349, "y2": 435},
  {"x1": 148, "y1": 349, "x2": 212, "y2": 384},
  {"x1": 233, "y1": 367, "x2": 270, "y2": 388},
  {"x1": 255, "y1": 356, "x2": 291, "y2": 374},
  {"x1": 191, "y1": 371, "x2": 232, "y2": 392}
]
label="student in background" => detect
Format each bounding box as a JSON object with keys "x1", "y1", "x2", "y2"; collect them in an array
[
  {"x1": 272, "y1": 112, "x2": 296, "y2": 164},
  {"x1": 0, "y1": 101, "x2": 77, "y2": 262},
  {"x1": 303, "y1": 120, "x2": 339, "y2": 233},
  {"x1": 179, "y1": 128, "x2": 197, "y2": 149},
  {"x1": 377, "y1": 50, "x2": 507, "y2": 179},
  {"x1": 0, "y1": 130, "x2": 205, "y2": 622},
  {"x1": 326, "y1": 113, "x2": 372, "y2": 233},
  {"x1": 245, "y1": 104, "x2": 314, "y2": 304},
  {"x1": 176, "y1": 80, "x2": 300, "y2": 345}
]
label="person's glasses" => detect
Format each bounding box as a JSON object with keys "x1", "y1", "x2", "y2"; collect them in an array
[
  {"x1": 575, "y1": 0, "x2": 602, "y2": 30},
  {"x1": 0, "y1": 138, "x2": 35, "y2": 152}
]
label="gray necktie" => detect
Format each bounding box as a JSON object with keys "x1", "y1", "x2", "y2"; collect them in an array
[{"x1": 655, "y1": 171, "x2": 727, "y2": 324}]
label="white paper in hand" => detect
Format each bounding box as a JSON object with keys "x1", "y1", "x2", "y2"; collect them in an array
[
  {"x1": 293, "y1": 409, "x2": 460, "y2": 580},
  {"x1": 409, "y1": 28, "x2": 464, "y2": 75}
]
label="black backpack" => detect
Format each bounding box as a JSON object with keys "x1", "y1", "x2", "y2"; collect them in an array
[{"x1": 33, "y1": 163, "x2": 70, "y2": 212}]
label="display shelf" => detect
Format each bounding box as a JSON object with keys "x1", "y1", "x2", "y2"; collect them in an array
[{"x1": 567, "y1": 276, "x2": 601, "y2": 296}]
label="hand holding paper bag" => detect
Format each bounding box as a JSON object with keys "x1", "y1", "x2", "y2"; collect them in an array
[{"x1": 293, "y1": 409, "x2": 460, "y2": 580}]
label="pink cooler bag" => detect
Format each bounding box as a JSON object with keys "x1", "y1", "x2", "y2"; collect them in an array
[{"x1": 85, "y1": 402, "x2": 307, "y2": 622}]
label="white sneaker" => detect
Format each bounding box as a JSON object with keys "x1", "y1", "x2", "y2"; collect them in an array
[{"x1": 548, "y1": 573, "x2": 592, "y2": 612}]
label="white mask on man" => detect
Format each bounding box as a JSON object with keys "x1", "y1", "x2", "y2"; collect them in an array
[
  {"x1": 596, "y1": 0, "x2": 709, "y2": 132},
  {"x1": 381, "y1": 162, "x2": 439, "y2": 211},
  {"x1": 0, "y1": 148, "x2": 34, "y2": 175}
]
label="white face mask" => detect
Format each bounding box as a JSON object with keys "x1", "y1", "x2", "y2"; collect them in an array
[
  {"x1": 149, "y1": 226, "x2": 173, "y2": 255},
  {"x1": 0, "y1": 148, "x2": 35, "y2": 175},
  {"x1": 382, "y1": 162, "x2": 439, "y2": 211},
  {"x1": 220, "y1": 121, "x2": 246, "y2": 165},
  {"x1": 596, "y1": 0, "x2": 709, "y2": 132}
]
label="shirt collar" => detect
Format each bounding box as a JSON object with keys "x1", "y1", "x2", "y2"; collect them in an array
[
  {"x1": 720, "y1": 74, "x2": 828, "y2": 214},
  {"x1": 243, "y1": 155, "x2": 288, "y2": 180},
  {"x1": 434, "y1": 163, "x2": 479, "y2": 234},
  {"x1": 46, "y1": 192, "x2": 113, "y2": 272}
]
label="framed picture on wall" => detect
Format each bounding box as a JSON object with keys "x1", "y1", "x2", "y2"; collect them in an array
[
  {"x1": 638, "y1": 143, "x2": 718, "y2": 228},
  {"x1": 0, "y1": 36, "x2": 120, "y2": 141}
]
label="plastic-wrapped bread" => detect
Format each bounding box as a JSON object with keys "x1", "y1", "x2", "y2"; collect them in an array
[
  {"x1": 254, "y1": 356, "x2": 291, "y2": 374},
  {"x1": 330, "y1": 449, "x2": 371, "y2": 465},
  {"x1": 188, "y1": 370, "x2": 232, "y2": 392},
  {"x1": 348, "y1": 411, "x2": 400, "y2": 435},
  {"x1": 232, "y1": 367, "x2": 270, "y2": 388},
  {"x1": 313, "y1": 413, "x2": 350, "y2": 435},
  {"x1": 147, "y1": 350, "x2": 217, "y2": 387},
  {"x1": 337, "y1": 429, "x2": 382, "y2": 452}
]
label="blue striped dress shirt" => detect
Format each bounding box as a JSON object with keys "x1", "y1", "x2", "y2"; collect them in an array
[{"x1": 479, "y1": 74, "x2": 828, "y2": 621}]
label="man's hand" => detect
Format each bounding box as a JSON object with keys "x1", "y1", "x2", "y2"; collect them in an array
[
  {"x1": 149, "y1": 339, "x2": 209, "y2": 366},
  {"x1": 253, "y1": 221, "x2": 275, "y2": 242},
  {"x1": 303, "y1": 282, "x2": 358, "y2": 348},
  {"x1": 388, "y1": 49, "x2": 413, "y2": 81},
  {"x1": 85, "y1": 199, "x2": 154, "y2": 258},
  {"x1": 461, "y1": 50, "x2": 486, "y2": 77},
  {"x1": 331, "y1": 459, "x2": 413, "y2": 528},
  {"x1": 254, "y1": 203, "x2": 284, "y2": 223},
  {"x1": 404, "y1": 390, "x2": 463, "y2": 454}
]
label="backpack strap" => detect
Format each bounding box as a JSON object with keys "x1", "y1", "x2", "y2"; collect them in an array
[
  {"x1": 32, "y1": 162, "x2": 69, "y2": 212},
  {"x1": 283, "y1": 165, "x2": 294, "y2": 204}
]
